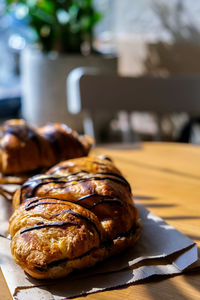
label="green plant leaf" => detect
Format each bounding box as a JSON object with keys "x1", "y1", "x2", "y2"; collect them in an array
[
  {"x1": 92, "y1": 11, "x2": 102, "y2": 24},
  {"x1": 69, "y1": 4, "x2": 79, "y2": 19},
  {"x1": 30, "y1": 7, "x2": 55, "y2": 24},
  {"x1": 27, "y1": 0, "x2": 37, "y2": 7},
  {"x1": 80, "y1": 16, "x2": 91, "y2": 31},
  {"x1": 4, "y1": 0, "x2": 103, "y2": 53}
]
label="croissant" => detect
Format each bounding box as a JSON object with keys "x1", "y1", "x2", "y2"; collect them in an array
[
  {"x1": 9, "y1": 156, "x2": 141, "y2": 279},
  {"x1": 0, "y1": 119, "x2": 92, "y2": 177}
]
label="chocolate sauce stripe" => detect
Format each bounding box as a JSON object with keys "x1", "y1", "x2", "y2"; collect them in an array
[
  {"x1": 51, "y1": 208, "x2": 101, "y2": 238},
  {"x1": 21, "y1": 193, "x2": 127, "y2": 240},
  {"x1": 25, "y1": 194, "x2": 124, "y2": 205},
  {"x1": 74, "y1": 193, "x2": 124, "y2": 208},
  {"x1": 20, "y1": 221, "x2": 78, "y2": 234},
  {"x1": 25, "y1": 201, "x2": 69, "y2": 210},
  {"x1": 76, "y1": 193, "x2": 100, "y2": 202},
  {"x1": 91, "y1": 199, "x2": 123, "y2": 208},
  {"x1": 20, "y1": 177, "x2": 128, "y2": 202},
  {"x1": 20, "y1": 171, "x2": 130, "y2": 202},
  {"x1": 43, "y1": 129, "x2": 85, "y2": 157},
  {"x1": 23, "y1": 201, "x2": 101, "y2": 239},
  {"x1": 76, "y1": 193, "x2": 122, "y2": 203},
  {"x1": 47, "y1": 176, "x2": 130, "y2": 193},
  {"x1": 96, "y1": 172, "x2": 130, "y2": 188},
  {"x1": 23, "y1": 179, "x2": 66, "y2": 188},
  {"x1": 4, "y1": 125, "x2": 42, "y2": 155},
  {"x1": 24, "y1": 196, "x2": 125, "y2": 213},
  {"x1": 43, "y1": 131, "x2": 61, "y2": 157},
  {"x1": 5, "y1": 126, "x2": 37, "y2": 142},
  {"x1": 24, "y1": 171, "x2": 127, "y2": 185},
  {"x1": 22, "y1": 171, "x2": 90, "y2": 189},
  {"x1": 25, "y1": 198, "x2": 41, "y2": 206},
  {"x1": 20, "y1": 179, "x2": 67, "y2": 202},
  {"x1": 21, "y1": 173, "x2": 88, "y2": 202}
]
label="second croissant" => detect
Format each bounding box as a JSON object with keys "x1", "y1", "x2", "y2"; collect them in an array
[{"x1": 0, "y1": 119, "x2": 93, "y2": 176}]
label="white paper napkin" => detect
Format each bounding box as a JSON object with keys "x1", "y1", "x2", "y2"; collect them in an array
[{"x1": 0, "y1": 204, "x2": 199, "y2": 300}]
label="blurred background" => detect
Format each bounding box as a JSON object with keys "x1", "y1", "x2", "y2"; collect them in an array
[{"x1": 1, "y1": 0, "x2": 200, "y2": 144}]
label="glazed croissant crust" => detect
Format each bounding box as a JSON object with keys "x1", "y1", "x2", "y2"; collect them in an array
[
  {"x1": 0, "y1": 119, "x2": 92, "y2": 175},
  {"x1": 9, "y1": 156, "x2": 141, "y2": 279}
]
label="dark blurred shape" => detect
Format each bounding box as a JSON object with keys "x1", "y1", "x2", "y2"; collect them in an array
[
  {"x1": 0, "y1": 81, "x2": 21, "y2": 120},
  {"x1": 146, "y1": 1, "x2": 200, "y2": 76},
  {"x1": 67, "y1": 68, "x2": 200, "y2": 144},
  {"x1": 152, "y1": 0, "x2": 200, "y2": 44},
  {"x1": 178, "y1": 117, "x2": 200, "y2": 143},
  {"x1": 144, "y1": 42, "x2": 200, "y2": 76}
]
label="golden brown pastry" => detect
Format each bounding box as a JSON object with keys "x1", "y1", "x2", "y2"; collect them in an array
[
  {"x1": 9, "y1": 156, "x2": 141, "y2": 279},
  {"x1": 0, "y1": 119, "x2": 92, "y2": 176}
]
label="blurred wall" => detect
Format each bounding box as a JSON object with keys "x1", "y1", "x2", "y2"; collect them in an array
[{"x1": 96, "y1": 0, "x2": 200, "y2": 76}]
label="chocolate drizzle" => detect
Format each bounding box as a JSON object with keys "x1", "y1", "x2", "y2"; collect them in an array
[
  {"x1": 96, "y1": 172, "x2": 130, "y2": 189},
  {"x1": 20, "y1": 171, "x2": 131, "y2": 202},
  {"x1": 22, "y1": 197, "x2": 102, "y2": 238},
  {"x1": 76, "y1": 193, "x2": 124, "y2": 208},
  {"x1": 90, "y1": 198, "x2": 123, "y2": 209},
  {"x1": 24, "y1": 194, "x2": 124, "y2": 210},
  {"x1": 42, "y1": 124, "x2": 87, "y2": 157},
  {"x1": 3, "y1": 124, "x2": 42, "y2": 155},
  {"x1": 21, "y1": 178, "x2": 67, "y2": 202},
  {"x1": 43, "y1": 131, "x2": 61, "y2": 157},
  {"x1": 20, "y1": 221, "x2": 79, "y2": 234},
  {"x1": 19, "y1": 192, "x2": 125, "y2": 238},
  {"x1": 5, "y1": 125, "x2": 37, "y2": 143},
  {"x1": 50, "y1": 208, "x2": 101, "y2": 237},
  {"x1": 25, "y1": 201, "x2": 69, "y2": 210}
]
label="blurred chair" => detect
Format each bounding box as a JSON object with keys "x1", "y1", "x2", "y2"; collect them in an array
[{"x1": 67, "y1": 67, "x2": 200, "y2": 143}]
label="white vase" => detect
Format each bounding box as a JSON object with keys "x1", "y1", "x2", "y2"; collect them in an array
[{"x1": 20, "y1": 47, "x2": 117, "y2": 130}]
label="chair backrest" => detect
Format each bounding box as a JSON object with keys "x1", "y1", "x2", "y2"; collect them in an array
[{"x1": 67, "y1": 67, "x2": 200, "y2": 141}]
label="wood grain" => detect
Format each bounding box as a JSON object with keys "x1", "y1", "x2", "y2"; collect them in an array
[{"x1": 1, "y1": 142, "x2": 200, "y2": 300}]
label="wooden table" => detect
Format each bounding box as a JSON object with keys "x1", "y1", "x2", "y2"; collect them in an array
[{"x1": 1, "y1": 142, "x2": 200, "y2": 300}]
